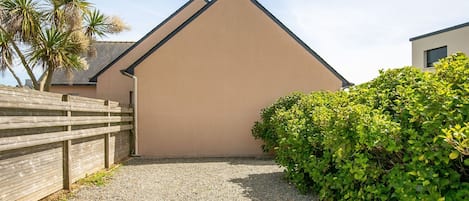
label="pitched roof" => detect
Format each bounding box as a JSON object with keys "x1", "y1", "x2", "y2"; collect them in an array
[
  {"x1": 51, "y1": 41, "x2": 134, "y2": 86},
  {"x1": 122, "y1": 0, "x2": 351, "y2": 87},
  {"x1": 409, "y1": 21, "x2": 469, "y2": 41},
  {"x1": 123, "y1": 1, "x2": 214, "y2": 75},
  {"x1": 89, "y1": 0, "x2": 207, "y2": 82}
]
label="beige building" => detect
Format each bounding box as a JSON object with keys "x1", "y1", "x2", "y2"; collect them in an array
[
  {"x1": 410, "y1": 22, "x2": 469, "y2": 69},
  {"x1": 54, "y1": 0, "x2": 351, "y2": 157}
]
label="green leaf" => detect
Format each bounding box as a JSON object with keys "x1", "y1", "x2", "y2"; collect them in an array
[
  {"x1": 464, "y1": 158, "x2": 469, "y2": 166},
  {"x1": 449, "y1": 151, "x2": 459, "y2": 160}
]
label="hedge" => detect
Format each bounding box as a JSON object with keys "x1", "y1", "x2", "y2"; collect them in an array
[{"x1": 252, "y1": 53, "x2": 469, "y2": 200}]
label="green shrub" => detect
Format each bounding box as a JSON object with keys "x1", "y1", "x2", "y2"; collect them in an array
[
  {"x1": 252, "y1": 92, "x2": 304, "y2": 152},
  {"x1": 253, "y1": 53, "x2": 469, "y2": 200}
]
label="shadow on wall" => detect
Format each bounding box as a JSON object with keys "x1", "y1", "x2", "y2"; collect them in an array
[
  {"x1": 122, "y1": 157, "x2": 276, "y2": 166},
  {"x1": 229, "y1": 172, "x2": 318, "y2": 201}
]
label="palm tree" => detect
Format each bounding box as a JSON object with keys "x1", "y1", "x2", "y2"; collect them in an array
[
  {"x1": 0, "y1": 0, "x2": 127, "y2": 91},
  {"x1": 84, "y1": 9, "x2": 128, "y2": 56},
  {"x1": 30, "y1": 27, "x2": 88, "y2": 91},
  {"x1": 0, "y1": 0, "x2": 41, "y2": 88},
  {"x1": 0, "y1": 30, "x2": 22, "y2": 87}
]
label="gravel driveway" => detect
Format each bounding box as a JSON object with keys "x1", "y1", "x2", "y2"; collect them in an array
[{"x1": 70, "y1": 158, "x2": 317, "y2": 201}]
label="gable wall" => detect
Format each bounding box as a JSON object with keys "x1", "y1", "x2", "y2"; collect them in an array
[
  {"x1": 95, "y1": 0, "x2": 207, "y2": 104},
  {"x1": 134, "y1": 0, "x2": 343, "y2": 157}
]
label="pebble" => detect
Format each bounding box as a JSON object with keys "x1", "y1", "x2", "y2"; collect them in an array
[{"x1": 70, "y1": 158, "x2": 317, "y2": 201}]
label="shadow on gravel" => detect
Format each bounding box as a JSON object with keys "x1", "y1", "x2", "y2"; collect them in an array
[
  {"x1": 123, "y1": 157, "x2": 277, "y2": 166},
  {"x1": 229, "y1": 172, "x2": 318, "y2": 201}
]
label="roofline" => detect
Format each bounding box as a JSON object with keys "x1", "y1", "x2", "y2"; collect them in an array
[
  {"x1": 250, "y1": 0, "x2": 351, "y2": 87},
  {"x1": 124, "y1": 0, "x2": 217, "y2": 75},
  {"x1": 124, "y1": 0, "x2": 351, "y2": 87},
  {"x1": 409, "y1": 21, "x2": 469, "y2": 41},
  {"x1": 89, "y1": 0, "x2": 200, "y2": 82}
]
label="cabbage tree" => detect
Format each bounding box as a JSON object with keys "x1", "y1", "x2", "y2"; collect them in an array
[{"x1": 0, "y1": 0, "x2": 128, "y2": 91}]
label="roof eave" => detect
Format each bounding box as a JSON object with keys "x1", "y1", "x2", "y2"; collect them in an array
[
  {"x1": 124, "y1": 0, "x2": 352, "y2": 88},
  {"x1": 124, "y1": 0, "x2": 217, "y2": 74},
  {"x1": 409, "y1": 22, "x2": 469, "y2": 41},
  {"x1": 89, "y1": 0, "x2": 201, "y2": 82},
  {"x1": 250, "y1": 0, "x2": 351, "y2": 87}
]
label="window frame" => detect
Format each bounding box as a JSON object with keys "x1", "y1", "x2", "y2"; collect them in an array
[{"x1": 425, "y1": 46, "x2": 447, "y2": 68}]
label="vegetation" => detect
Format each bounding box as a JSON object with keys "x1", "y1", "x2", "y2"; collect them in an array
[
  {"x1": 78, "y1": 164, "x2": 121, "y2": 187},
  {"x1": 252, "y1": 92, "x2": 304, "y2": 152},
  {"x1": 252, "y1": 53, "x2": 469, "y2": 200},
  {"x1": 40, "y1": 164, "x2": 121, "y2": 201},
  {"x1": 0, "y1": 0, "x2": 128, "y2": 91}
]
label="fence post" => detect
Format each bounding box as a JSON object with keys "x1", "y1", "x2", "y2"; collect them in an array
[
  {"x1": 62, "y1": 95, "x2": 72, "y2": 190},
  {"x1": 104, "y1": 100, "x2": 111, "y2": 169}
]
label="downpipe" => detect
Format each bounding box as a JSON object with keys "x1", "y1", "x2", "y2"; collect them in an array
[{"x1": 121, "y1": 70, "x2": 139, "y2": 156}]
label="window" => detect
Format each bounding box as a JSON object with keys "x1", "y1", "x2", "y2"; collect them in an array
[{"x1": 425, "y1": 46, "x2": 447, "y2": 68}]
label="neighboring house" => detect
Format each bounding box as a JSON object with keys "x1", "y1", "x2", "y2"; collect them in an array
[
  {"x1": 49, "y1": 41, "x2": 134, "y2": 98},
  {"x1": 60, "y1": 0, "x2": 351, "y2": 157},
  {"x1": 410, "y1": 22, "x2": 469, "y2": 70}
]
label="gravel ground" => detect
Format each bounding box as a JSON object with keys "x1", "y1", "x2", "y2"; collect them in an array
[{"x1": 69, "y1": 158, "x2": 317, "y2": 201}]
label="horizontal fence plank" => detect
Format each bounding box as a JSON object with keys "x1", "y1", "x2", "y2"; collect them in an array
[
  {"x1": 68, "y1": 96, "x2": 106, "y2": 104},
  {"x1": 0, "y1": 100, "x2": 133, "y2": 113},
  {"x1": 0, "y1": 86, "x2": 133, "y2": 201},
  {"x1": 0, "y1": 125, "x2": 132, "y2": 152},
  {"x1": 0, "y1": 116, "x2": 133, "y2": 130},
  {"x1": 0, "y1": 86, "x2": 63, "y2": 99}
]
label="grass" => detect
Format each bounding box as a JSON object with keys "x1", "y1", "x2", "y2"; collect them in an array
[
  {"x1": 40, "y1": 164, "x2": 122, "y2": 201},
  {"x1": 78, "y1": 164, "x2": 121, "y2": 187}
]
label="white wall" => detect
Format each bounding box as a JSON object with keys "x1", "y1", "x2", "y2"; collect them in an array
[{"x1": 411, "y1": 25, "x2": 469, "y2": 70}]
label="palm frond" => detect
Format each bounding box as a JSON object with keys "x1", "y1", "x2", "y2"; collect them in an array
[
  {"x1": 0, "y1": 30, "x2": 14, "y2": 72},
  {"x1": 0, "y1": 0, "x2": 42, "y2": 41},
  {"x1": 29, "y1": 27, "x2": 88, "y2": 72},
  {"x1": 83, "y1": 9, "x2": 106, "y2": 38},
  {"x1": 51, "y1": 0, "x2": 91, "y2": 29},
  {"x1": 83, "y1": 9, "x2": 128, "y2": 40}
]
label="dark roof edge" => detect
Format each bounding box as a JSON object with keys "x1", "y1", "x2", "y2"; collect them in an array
[
  {"x1": 410, "y1": 22, "x2": 469, "y2": 41},
  {"x1": 250, "y1": 0, "x2": 351, "y2": 87},
  {"x1": 124, "y1": 0, "x2": 217, "y2": 74},
  {"x1": 89, "y1": 0, "x2": 198, "y2": 82}
]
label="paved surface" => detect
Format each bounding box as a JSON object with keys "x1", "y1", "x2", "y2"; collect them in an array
[{"x1": 70, "y1": 158, "x2": 317, "y2": 201}]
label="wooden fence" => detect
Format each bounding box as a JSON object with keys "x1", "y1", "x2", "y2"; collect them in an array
[{"x1": 0, "y1": 86, "x2": 134, "y2": 201}]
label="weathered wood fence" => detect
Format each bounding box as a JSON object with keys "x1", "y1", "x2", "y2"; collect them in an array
[{"x1": 0, "y1": 86, "x2": 134, "y2": 201}]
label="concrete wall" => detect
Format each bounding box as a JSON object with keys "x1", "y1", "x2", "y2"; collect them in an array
[
  {"x1": 134, "y1": 0, "x2": 343, "y2": 157},
  {"x1": 411, "y1": 25, "x2": 469, "y2": 69},
  {"x1": 50, "y1": 85, "x2": 97, "y2": 98},
  {"x1": 96, "y1": 0, "x2": 207, "y2": 105}
]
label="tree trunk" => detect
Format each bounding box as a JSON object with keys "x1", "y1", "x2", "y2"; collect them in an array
[
  {"x1": 6, "y1": 64, "x2": 23, "y2": 87},
  {"x1": 0, "y1": 26, "x2": 39, "y2": 89},
  {"x1": 42, "y1": 66, "x2": 55, "y2": 92},
  {"x1": 10, "y1": 40, "x2": 39, "y2": 89}
]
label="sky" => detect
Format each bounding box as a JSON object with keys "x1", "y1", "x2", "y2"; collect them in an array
[{"x1": 1, "y1": 0, "x2": 469, "y2": 86}]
